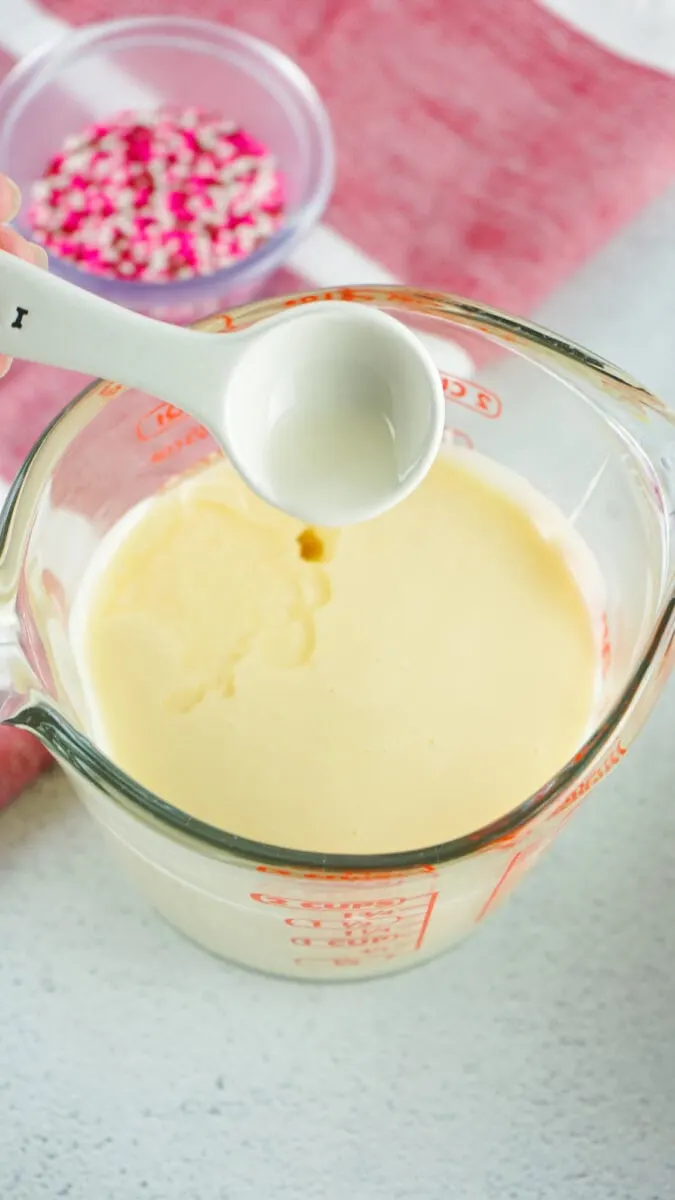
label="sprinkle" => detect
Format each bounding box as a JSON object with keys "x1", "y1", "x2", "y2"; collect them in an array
[{"x1": 28, "y1": 107, "x2": 286, "y2": 283}]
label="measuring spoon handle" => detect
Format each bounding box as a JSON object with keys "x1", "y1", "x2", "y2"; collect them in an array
[{"x1": 0, "y1": 251, "x2": 235, "y2": 415}]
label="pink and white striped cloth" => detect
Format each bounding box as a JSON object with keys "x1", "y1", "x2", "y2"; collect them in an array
[{"x1": 3, "y1": 0, "x2": 675, "y2": 804}]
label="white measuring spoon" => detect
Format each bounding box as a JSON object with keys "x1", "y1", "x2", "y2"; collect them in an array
[{"x1": 0, "y1": 252, "x2": 445, "y2": 525}]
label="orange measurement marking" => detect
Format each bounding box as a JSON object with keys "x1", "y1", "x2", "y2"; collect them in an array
[
  {"x1": 253, "y1": 889, "x2": 439, "y2": 967},
  {"x1": 482, "y1": 738, "x2": 628, "y2": 921},
  {"x1": 336, "y1": 287, "x2": 378, "y2": 303},
  {"x1": 255, "y1": 863, "x2": 437, "y2": 881},
  {"x1": 283, "y1": 293, "x2": 322, "y2": 307},
  {"x1": 136, "y1": 401, "x2": 186, "y2": 441},
  {"x1": 414, "y1": 891, "x2": 438, "y2": 950},
  {"x1": 282, "y1": 287, "x2": 379, "y2": 309},
  {"x1": 250, "y1": 894, "x2": 412, "y2": 910},
  {"x1": 442, "y1": 375, "x2": 502, "y2": 419},
  {"x1": 99, "y1": 381, "x2": 124, "y2": 399},
  {"x1": 549, "y1": 740, "x2": 627, "y2": 820},
  {"x1": 449, "y1": 428, "x2": 474, "y2": 450},
  {"x1": 149, "y1": 423, "x2": 208, "y2": 464},
  {"x1": 477, "y1": 847, "x2": 537, "y2": 922}
]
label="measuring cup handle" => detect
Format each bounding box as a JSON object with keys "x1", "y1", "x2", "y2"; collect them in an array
[{"x1": 0, "y1": 251, "x2": 231, "y2": 414}]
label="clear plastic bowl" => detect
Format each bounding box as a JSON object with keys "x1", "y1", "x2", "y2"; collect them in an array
[{"x1": 0, "y1": 17, "x2": 334, "y2": 321}]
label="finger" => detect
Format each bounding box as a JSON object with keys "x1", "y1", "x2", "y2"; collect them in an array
[
  {"x1": 0, "y1": 174, "x2": 21, "y2": 223},
  {"x1": 31, "y1": 242, "x2": 49, "y2": 269},
  {"x1": 0, "y1": 355, "x2": 12, "y2": 379},
  {"x1": 0, "y1": 225, "x2": 48, "y2": 267}
]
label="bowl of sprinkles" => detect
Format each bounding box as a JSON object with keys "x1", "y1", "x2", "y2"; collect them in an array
[{"x1": 0, "y1": 17, "x2": 333, "y2": 321}]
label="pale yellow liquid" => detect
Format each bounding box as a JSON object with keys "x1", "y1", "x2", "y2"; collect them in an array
[{"x1": 76, "y1": 452, "x2": 597, "y2": 854}]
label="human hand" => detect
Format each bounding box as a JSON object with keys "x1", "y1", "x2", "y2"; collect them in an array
[{"x1": 0, "y1": 173, "x2": 48, "y2": 379}]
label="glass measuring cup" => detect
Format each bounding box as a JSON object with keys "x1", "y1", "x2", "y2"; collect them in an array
[{"x1": 1, "y1": 286, "x2": 673, "y2": 981}]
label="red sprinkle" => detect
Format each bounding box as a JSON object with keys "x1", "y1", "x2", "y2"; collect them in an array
[{"x1": 28, "y1": 107, "x2": 286, "y2": 283}]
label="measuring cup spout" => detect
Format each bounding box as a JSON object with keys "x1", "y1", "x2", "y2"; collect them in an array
[
  {"x1": 0, "y1": 620, "x2": 17, "y2": 721},
  {"x1": 0, "y1": 468, "x2": 70, "y2": 732},
  {"x1": 0, "y1": 513, "x2": 33, "y2": 720},
  {"x1": 0, "y1": 486, "x2": 23, "y2": 722},
  {"x1": 0, "y1": 587, "x2": 29, "y2": 726}
]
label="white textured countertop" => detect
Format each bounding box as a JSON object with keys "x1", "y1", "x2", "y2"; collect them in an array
[{"x1": 3, "y1": 188, "x2": 675, "y2": 1199}]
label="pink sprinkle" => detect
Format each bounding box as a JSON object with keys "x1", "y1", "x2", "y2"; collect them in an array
[{"x1": 28, "y1": 107, "x2": 286, "y2": 283}]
